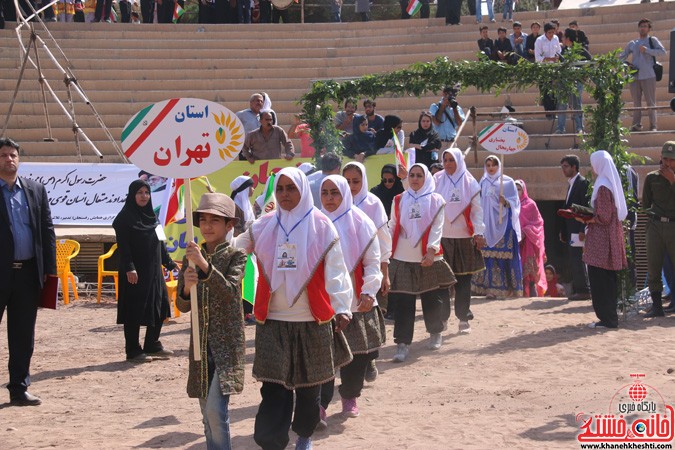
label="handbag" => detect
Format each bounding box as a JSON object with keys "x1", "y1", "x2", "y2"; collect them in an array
[{"x1": 648, "y1": 37, "x2": 663, "y2": 82}]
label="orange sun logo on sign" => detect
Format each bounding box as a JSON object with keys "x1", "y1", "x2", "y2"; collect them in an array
[{"x1": 213, "y1": 112, "x2": 243, "y2": 161}]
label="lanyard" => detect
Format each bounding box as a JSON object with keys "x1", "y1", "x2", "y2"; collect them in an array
[
  {"x1": 331, "y1": 208, "x2": 351, "y2": 225},
  {"x1": 446, "y1": 171, "x2": 465, "y2": 188},
  {"x1": 276, "y1": 208, "x2": 312, "y2": 242},
  {"x1": 407, "y1": 191, "x2": 432, "y2": 202}
]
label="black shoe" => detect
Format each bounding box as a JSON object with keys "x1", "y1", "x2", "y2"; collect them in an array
[
  {"x1": 10, "y1": 391, "x2": 42, "y2": 406},
  {"x1": 568, "y1": 293, "x2": 591, "y2": 301},
  {"x1": 644, "y1": 309, "x2": 665, "y2": 318}
]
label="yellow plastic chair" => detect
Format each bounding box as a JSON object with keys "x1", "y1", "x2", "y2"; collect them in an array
[
  {"x1": 164, "y1": 262, "x2": 182, "y2": 319},
  {"x1": 56, "y1": 239, "x2": 80, "y2": 305},
  {"x1": 97, "y1": 243, "x2": 119, "y2": 303}
]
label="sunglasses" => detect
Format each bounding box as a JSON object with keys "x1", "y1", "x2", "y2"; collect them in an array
[{"x1": 382, "y1": 178, "x2": 396, "y2": 184}]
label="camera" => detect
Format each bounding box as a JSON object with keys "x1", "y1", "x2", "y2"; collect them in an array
[{"x1": 449, "y1": 97, "x2": 458, "y2": 109}]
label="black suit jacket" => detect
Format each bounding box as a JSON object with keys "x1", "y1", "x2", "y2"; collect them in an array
[
  {"x1": 0, "y1": 176, "x2": 56, "y2": 289},
  {"x1": 561, "y1": 174, "x2": 590, "y2": 241}
]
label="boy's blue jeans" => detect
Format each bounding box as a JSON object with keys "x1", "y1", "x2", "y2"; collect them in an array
[{"x1": 199, "y1": 376, "x2": 231, "y2": 450}]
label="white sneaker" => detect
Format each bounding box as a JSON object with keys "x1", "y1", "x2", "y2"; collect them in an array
[
  {"x1": 392, "y1": 343, "x2": 409, "y2": 362},
  {"x1": 458, "y1": 321, "x2": 472, "y2": 334},
  {"x1": 428, "y1": 333, "x2": 442, "y2": 350}
]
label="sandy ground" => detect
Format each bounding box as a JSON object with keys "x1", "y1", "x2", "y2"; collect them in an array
[{"x1": 1, "y1": 293, "x2": 675, "y2": 450}]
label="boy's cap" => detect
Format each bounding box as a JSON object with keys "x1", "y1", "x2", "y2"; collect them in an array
[
  {"x1": 663, "y1": 141, "x2": 675, "y2": 159},
  {"x1": 192, "y1": 193, "x2": 239, "y2": 224}
]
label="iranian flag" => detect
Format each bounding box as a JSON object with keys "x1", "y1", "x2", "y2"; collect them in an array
[
  {"x1": 242, "y1": 172, "x2": 276, "y2": 305},
  {"x1": 406, "y1": 0, "x2": 421, "y2": 16},
  {"x1": 393, "y1": 129, "x2": 407, "y2": 168},
  {"x1": 173, "y1": 3, "x2": 184, "y2": 23},
  {"x1": 159, "y1": 178, "x2": 185, "y2": 226}
]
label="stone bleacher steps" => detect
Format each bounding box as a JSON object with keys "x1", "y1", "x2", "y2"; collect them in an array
[{"x1": 0, "y1": 1, "x2": 672, "y2": 200}]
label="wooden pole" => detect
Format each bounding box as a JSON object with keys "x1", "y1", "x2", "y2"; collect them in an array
[
  {"x1": 183, "y1": 178, "x2": 201, "y2": 361},
  {"x1": 471, "y1": 106, "x2": 478, "y2": 165},
  {"x1": 499, "y1": 154, "x2": 504, "y2": 225}
]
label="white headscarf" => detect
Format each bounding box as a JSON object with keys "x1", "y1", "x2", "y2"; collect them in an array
[
  {"x1": 399, "y1": 163, "x2": 446, "y2": 247},
  {"x1": 320, "y1": 175, "x2": 377, "y2": 273},
  {"x1": 434, "y1": 148, "x2": 481, "y2": 224},
  {"x1": 230, "y1": 175, "x2": 255, "y2": 223},
  {"x1": 590, "y1": 150, "x2": 628, "y2": 221},
  {"x1": 479, "y1": 156, "x2": 521, "y2": 247},
  {"x1": 250, "y1": 167, "x2": 338, "y2": 306},
  {"x1": 343, "y1": 161, "x2": 388, "y2": 229},
  {"x1": 298, "y1": 162, "x2": 316, "y2": 176}
]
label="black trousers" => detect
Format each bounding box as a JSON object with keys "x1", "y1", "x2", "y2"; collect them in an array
[
  {"x1": 449, "y1": 274, "x2": 472, "y2": 321},
  {"x1": 118, "y1": 0, "x2": 130, "y2": 22},
  {"x1": 569, "y1": 246, "x2": 590, "y2": 295},
  {"x1": 392, "y1": 289, "x2": 447, "y2": 345},
  {"x1": 254, "y1": 382, "x2": 320, "y2": 450},
  {"x1": 272, "y1": 6, "x2": 288, "y2": 23},
  {"x1": 94, "y1": 0, "x2": 113, "y2": 21},
  {"x1": 588, "y1": 265, "x2": 618, "y2": 328},
  {"x1": 123, "y1": 321, "x2": 163, "y2": 357},
  {"x1": 319, "y1": 351, "x2": 376, "y2": 408},
  {"x1": 0, "y1": 259, "x2": 40, "y2": 397},
  {"x1": 446, "y1": 0, "x2": 461, "y2": 24},
  {"x1": 140, "y1": 0, "x2": 154, "y2": 22}
]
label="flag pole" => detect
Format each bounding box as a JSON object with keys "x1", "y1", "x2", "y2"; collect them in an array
[
  {"x1": 499, "y1": 154, "x2": 504, "y2": 225},
  {"x1": 183, "y1": 178, "x2": 201, "y2": 361}
]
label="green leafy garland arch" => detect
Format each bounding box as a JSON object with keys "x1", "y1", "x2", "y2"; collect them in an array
[{"x1": 300, "y1": 49, "x2": 633, "y2": 169}]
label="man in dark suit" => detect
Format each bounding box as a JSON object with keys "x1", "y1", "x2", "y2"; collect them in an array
[
  {"x1": 560, "y1": 155, "x2": 591, "y2": 300},
  {"x1": 0, "y1": 138, "x2": 56, "y2": 406}
]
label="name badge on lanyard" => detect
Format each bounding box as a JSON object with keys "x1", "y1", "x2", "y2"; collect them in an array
[
  {"x1": 276, "y1": 243, "x2": 297, "y2": 270},
  {"x1": 409, "y1": 202, "x2": 422, "y2": 220},
  {"x1": 449, "y1": 188, "x2": 461, "y2": 203}
]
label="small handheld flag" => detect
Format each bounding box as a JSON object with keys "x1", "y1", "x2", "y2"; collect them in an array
[
  {"x1": 173, "y1": 3, "x2": 184, "y2": 23},
  {"x1": 406, "y1": 0, "x2": 421, "y2": 16},
  {"x1": 393, "y1": 130, "x2": 407, "y2": 169}
]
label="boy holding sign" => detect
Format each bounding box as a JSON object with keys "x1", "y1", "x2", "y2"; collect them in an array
[{"x1": 177, "y1": 193, "x2": 247, "y2": 450}]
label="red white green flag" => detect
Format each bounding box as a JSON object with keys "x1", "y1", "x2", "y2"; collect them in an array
[
  {"x1": 406, "y1": 0, "x2": 421, "y2": 16},
  {"x1": 393, "y1": 129, "x2": 407, "y2": 168},
  {"x1": 173, "y1": 4, "x2": 184, "y2": 23}
]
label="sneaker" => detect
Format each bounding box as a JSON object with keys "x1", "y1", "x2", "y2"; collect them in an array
[
  {"x1": 587, "y1": 322, "x2": 607, "y2": 329},
  {"x1": 127, "y1": 353, "x2": 153, "y2": 362},
  {"x1": 576, "y1": 128, "x2": 584, "y2": 134},
  {"x1": 458, "y1": 321, "x2": 472, "y2": 334},
  {"x1": 341, "y1": 397, "x2": 360, "y2": 418},
  {"x1": 629, "y1": 124, "x2": 642, "y2": 132},
  {"x1": 650, "y1": 126, "x2": 657, "y2": 132},
  {"x1": 428, "y1": 333, "x2": 442, "y2": 350},
  {"x1": 244, "y1": 313, "x2": 257, "y2": 325},
  {"x1": 295, "y1": 436, "x2": 313, "y2": 450},
  {"x1": 315, "y1": 406, "x2": 327, "y2": 430},
  {"x1": 145, "y1": 348, "x2": 174, "y2": 359},
  {"x1": 364, "y1": 360, "x2": 378, "y2": 382},
  {"x1": 392, "y1": 343, "x2": 409, "y2": 363}
]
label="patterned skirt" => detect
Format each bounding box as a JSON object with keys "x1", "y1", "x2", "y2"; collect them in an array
[
  {"x1": 342, "y1": 307, "x2": 386, "y2": 355},
  {"x1": 471, "y1": 224, "x2": 523, "y2": 298},
  {"x1": 253, "y1": 319, "x2": 353, "y2": 389},
  {"x1": 441, "y1": 237, "x2": 486, "y2": 275},
  {"x1": 389, "y1": 258, "x2": 456, "y2": 295}
]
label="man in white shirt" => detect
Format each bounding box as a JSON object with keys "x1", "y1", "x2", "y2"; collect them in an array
[{"x1": 534, "y1": 22, "x2": 560, "y2": 119}]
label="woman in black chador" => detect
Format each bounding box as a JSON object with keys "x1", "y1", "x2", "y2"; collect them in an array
[{"x1": 113, "y1": 179, "x2": 177, "y2": 362}]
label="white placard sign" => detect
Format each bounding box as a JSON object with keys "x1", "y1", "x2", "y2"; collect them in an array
[
  {"x1": 121, "y1": 98, "x2": 244, "y2": 178},
  {"x1": 478, "y1": 123, "x2": 529, "y2": 155}
]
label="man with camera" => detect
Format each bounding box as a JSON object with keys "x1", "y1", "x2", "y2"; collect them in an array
[
  {"x1": 430, "y1": 85, "x2": 465, "y2": 149},
  {"x1": 619, "y1": 18, "x2": 666, "y2": 132}
]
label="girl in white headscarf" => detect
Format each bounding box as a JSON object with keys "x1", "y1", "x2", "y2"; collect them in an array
[
  {"x1": 230, "y1": 175, "x2": 255, "y2": 226},
  {"x1": 234, "y1": 167, "x2": 353, "y2": 450},
  {"x1": 343, "y1": 161, "x2": 392, "y2": 380},
  {"x1": 318, "y1": 175, "x2": 384, "y2": 421},
  {"x1": 434, "y1": 148, "x2": 486, "y2": 334},
  {"x1": 577, "y1": 150, "x2": 627, "y2": 329},
  {"x1": 388, "y1": 163, "x2": 456, "y2": 363},
  {"x1": 471, "y1": 155, "x2": 523, "y2": 300}
]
